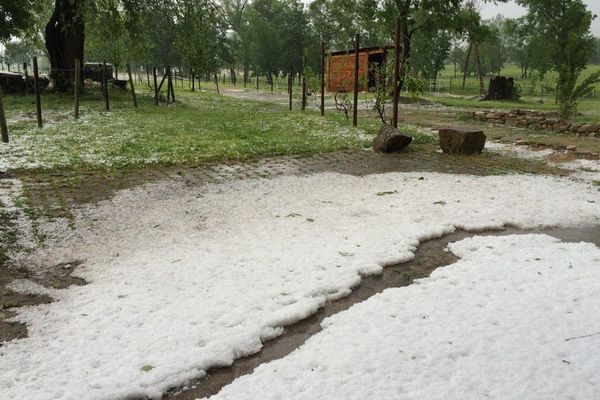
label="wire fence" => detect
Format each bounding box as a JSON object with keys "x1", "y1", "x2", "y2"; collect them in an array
[{"x1": 426, "y1": 75, "x2": 598, "y2": 99}]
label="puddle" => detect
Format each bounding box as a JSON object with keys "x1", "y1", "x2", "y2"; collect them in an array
[{"x1": 163, "y1": 225, "x2": 600, "y2": 399}]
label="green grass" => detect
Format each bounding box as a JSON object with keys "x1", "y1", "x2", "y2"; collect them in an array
[
  {"x1": 437, "y1": 63, "x2": 600, "y2": 97},
  {"x1": 1, "y1": 85, "x2": 373, "y2": 172}
]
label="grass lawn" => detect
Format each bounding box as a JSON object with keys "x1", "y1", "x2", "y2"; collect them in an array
[{"x1": 0, "y1": 85, "x2": 374, "y2": 172}]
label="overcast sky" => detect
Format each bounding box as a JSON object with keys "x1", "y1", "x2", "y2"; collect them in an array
[{"x1": 480, "y1": 0, "x2": 600, "y2": 36}]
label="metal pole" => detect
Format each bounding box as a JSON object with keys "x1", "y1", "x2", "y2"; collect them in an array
[
  {"x1": 392, "y1": 18, "x2": 401, "y2": 128},
  {"x1": 353, "y1": 33, "x2": 360, "y2": 127},
  {"x1": 320, "y1": 41, "x2": 325, "y2": 116},
  {"x1": 32, "y1": 57, "x2": 42, "y2": 128}
]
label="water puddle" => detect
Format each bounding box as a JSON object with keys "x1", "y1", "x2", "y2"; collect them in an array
[{"x1": 163, "y1": 225, "x2": 600, "y2": 399}]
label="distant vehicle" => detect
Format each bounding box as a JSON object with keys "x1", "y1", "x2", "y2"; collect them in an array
[
  {"x1": 83, "y1": 62, "x2": 113, "y2": 82},
  {"x1": 0, "y1": 71, "x2": 49, "y2": 94}
]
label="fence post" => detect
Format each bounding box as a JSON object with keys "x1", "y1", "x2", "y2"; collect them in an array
[
  {"x1": 74, "y1": 58, "x2": 81, "y2": 119},
  {"x1": 102, "y1": 61, "x2": 110, "y2": 111},
  {"x1": 127, "y1": 63, "x2": 137, "y2": 108},
  {"x1": 23, "y1": 63, "x2": 29, "y2": 91},
  {"x1": 320, "y1": 41, "x2": 325, "y2": 116},
  {"x1": 256, "y1": 75, "x2": 259, "y2": 91},
  {"x1": 302, "y1": 53, "x2": 307, "y2": 111},
  {"x1": 289, "y1": 64, "x2": 293, "y2": 111},
  {"x1": 0, "y1": 90, "x2": 8, "y2": 143},
  {"x1": 214, "y1": 72, "x2": 220, "y2": 95},
  {"x1": 153, "y1": 67, "x2": 158, "y2": 105},
  {"x1": 392, "y1": 18, "x2": 400, "y2": 128},
  {"x1": 170, "y1": 69, "x2": 176, "y2": 102},
  {"x1": 166, "y1": 66, "x2": 173, "y2": 104},
  {"x1": 353, "y1": 33, "x2": 360, "y2": 127},
  {"x1": 32, "y1": 57, "x2": 43, "y2": 128}
]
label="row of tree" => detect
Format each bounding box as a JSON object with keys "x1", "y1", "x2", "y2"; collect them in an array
[{"x1": 1, "y1": 0, "x2": 599, "y2": 117}]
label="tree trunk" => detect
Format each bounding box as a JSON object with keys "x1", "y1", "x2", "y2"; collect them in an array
[
  {"x1": 462, "y1": 42, "x2": 473, "y2": 90},
  {"x1": 396, "y1": 7, "x2": 412, "y2": 95},
  {"x1": 45, "y1": 0, "x2": 85, "y2": 92},
  {"x1": 474, "y1": 43, "x2": 484, "y2": 96}
]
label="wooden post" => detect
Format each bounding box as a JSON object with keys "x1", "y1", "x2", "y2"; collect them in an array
[
  {"x1": 392, "y1": 18, "x2": 401, "y2": 128},
  {"x1": 102, "y1": 61, "x2": 110, "y2": 111},
  {"x1": 166, "y1": 66, "x2": 173, "y2": 104},
  {"x1": 170, "y1": 69, "x2": 176, "y2": 102},
  {"x1": 127, "y1": 63, "x2": 137, "y2": 108},
  {"x1": 0, "y1": 90, "x2": 8, "y2": 143},
  {"x1": 153, "y1": 67, "x2": 158, "y2": 105},
  {"x1": 166, "y1": 67, "x2": 171, "y2": 104},
  {"x1": 289, "y1": 64, "x2": 293, "y2": 111},
  {"x1": 320, "y1": 41, "x2": 325, "y2": 116},
  {"x1": 32, "y1": 57, "x2": 43, "y2": 128},
  {"x1": 256, "y1": 75, "x2": 259, "y2": 91},
  {"x1": 353, "y1": 33, "x2": 360, "y2": 127},
  {"x1": 214, "y1": 72, "x2": 220, "y2": 95},
  {"x1": 74, "y1": 58, "x2": 81, "y2": 119},
  {"x1": 302, "y1": 53, "x2": 307, "y2": 111},
  {"x1": 23, "y1": 63, "x2": 29, "y2": 91}
]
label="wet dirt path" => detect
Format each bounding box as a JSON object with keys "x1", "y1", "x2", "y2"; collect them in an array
[{"x1": 163, "y1": 225, "x2": 600, "y2": 400}]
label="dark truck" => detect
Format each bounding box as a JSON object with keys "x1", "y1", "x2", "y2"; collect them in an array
[{"x1": 83, "y1": 62, "x2": 114, "y2": 82}]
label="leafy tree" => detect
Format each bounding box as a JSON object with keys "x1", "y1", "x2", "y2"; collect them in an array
[
  {"x1": 0, "y1": 0, "x2": 38, "y2": 43},
  {"x1": 410, "y1": 28, "x2": 452, "y2": 80},
  {"x1": 517, "y1": 0, "x2": 600, "y2": 117},
  {"x1": 504, "y1": 17, "x2": 533, "y2": 78},
  {"x1": 3, "y1": 40, "x2": 41, "y2": 71},
  {"x1": 245, "y1": 0, "x2": 308, "y2": 78},
  {"x1": 308, "y1": 0, "x2": 504, "y2": 94},
  {"x1": 220, "y1": 0, "x2": 251, "y2": 82},
  {"x1": 455, "y1": 1, "x2": 496, "y2": 95},
  {"x1": 483, "y1": 14, "x2": 508, "y2": 75},
  {"x1": 86, "y1": 0, "x2": 127, "y2": 77},
  {"x1": 590, "y1": 37, "x2": 600, "y2": 64},
  {"x1": 45, "y1": 0, "x2": 85, "y2": 91}
]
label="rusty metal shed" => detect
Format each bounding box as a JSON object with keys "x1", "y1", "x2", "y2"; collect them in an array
[{"x1": 327, "y1": 46, "x2": 393, "y2": 93}]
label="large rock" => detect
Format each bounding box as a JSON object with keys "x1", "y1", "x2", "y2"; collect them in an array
[
  {"x1": 438, "y1": 127, "x2": 486, "y2": 155},
  {"x1": 373, "y1": 124, "x2": 412, "y2": 153}
]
